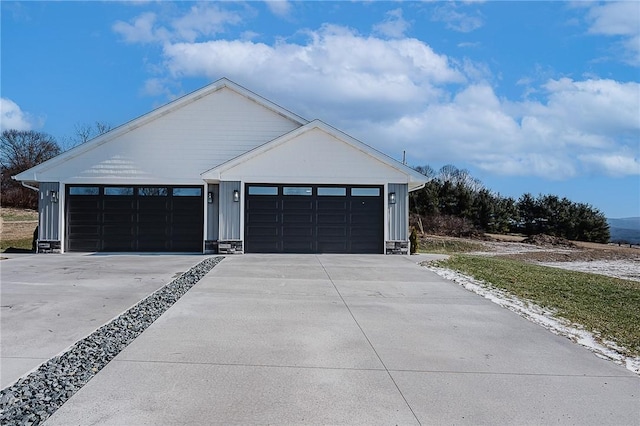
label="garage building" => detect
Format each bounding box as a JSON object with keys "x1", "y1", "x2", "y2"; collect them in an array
[{"x1": 15, "y1": 78, "x2": 427, "y2": 254}]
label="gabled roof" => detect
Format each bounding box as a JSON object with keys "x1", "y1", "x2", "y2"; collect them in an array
[
  {"x1": 14, "y1": 78, "x2": 309, "y2": 183},
  {"x1": 201, "y1": 120, "x2": 428, "y2": 191}
]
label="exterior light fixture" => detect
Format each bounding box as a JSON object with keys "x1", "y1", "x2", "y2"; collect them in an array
[
  {"x1": 207, "y1": 192, "x2": 213, "y2": 203},
  {"x1": 233, "y1": 189, "x2": 240, "y2": 202},
  {"x1": 51, "y1": 191, "x2": 59, "y2": 203},
  {"x1": 389, "y1": 192, "x2": 396, "y2": 205}
]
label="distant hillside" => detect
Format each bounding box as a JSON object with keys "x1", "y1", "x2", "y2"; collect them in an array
[{"x1": 608, "y1": 217, "x2": 640, "y2": 244}]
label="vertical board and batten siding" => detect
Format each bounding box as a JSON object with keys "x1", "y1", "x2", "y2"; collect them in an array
[
  {"x1": 207, "y1": 184, "x2": 220, "y2": 241},
  {"x1": 38, "y1": 182, "x2": 60, "y2": 240},
  {"x1": 29, "y1": 88, "x2": 303, "y2": 183},
  {"x1": 218, "y1": 181, "x2": 241, "y2": 240},
  {"x1": 388, "y1": 183, "x2": 409, "y2": 241}
]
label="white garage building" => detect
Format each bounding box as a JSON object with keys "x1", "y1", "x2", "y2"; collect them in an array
[{"x1": 14, "y1": 78, "x2": 427, "y2": 254}]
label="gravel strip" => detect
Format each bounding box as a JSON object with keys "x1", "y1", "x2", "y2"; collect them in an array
[{"x1": 0, "y1": 256, "x2": 223, "y2": 426}]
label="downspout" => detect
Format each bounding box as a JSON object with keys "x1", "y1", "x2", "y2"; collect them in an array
[{"x1": 20, "y1": 181, "x2": 40, "y2": 192}]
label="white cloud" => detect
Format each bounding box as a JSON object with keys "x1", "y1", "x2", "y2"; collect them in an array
[
  {"x1": 432, "y1": 3, "x2": 484, "y2": 33},
  {"x1": 112, "y1": 12, "x2": 165, "y2": 44},
  {"x1": 373, "y1": 8, "x2": 411, "y2": 39},
  {"x1": 113, "y1": 6, "x2": 244, "y2": 44},
  {"x1": 172, "y1": 4, "x2": 243, "y2": 42},
  {"x1": 579, "y1": 151, "x2": 640, "y2": 177},
  {"x1": 586, "y1": 1, "x2": 640, "y2": 65},
  {"x1": 587, "y1": 1, "x2": 640, "y2": 36},
  {"x1": 353, "y1": 77, "x2": 639, "y2": 179},
  {"x1": 162, "y1": 25, "x2": 465, "y2": 123},
  {"x1": 0, "y1": 98, "x2": 38, "y2": 131},
  {"x1": 265, "y1": 1, "x2": 292, "y2": 19}
]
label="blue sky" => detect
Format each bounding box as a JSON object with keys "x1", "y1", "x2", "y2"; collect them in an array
[{"x1": 2, "y1": 1, "x2": 639, "y2": 218}]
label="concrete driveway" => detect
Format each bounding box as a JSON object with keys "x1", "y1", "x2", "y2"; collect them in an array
[
  {"x1": 39, "y1": 254, "x2": 639, "y2": 425},
  {"x1": 0, "y1": 253, "x2": 208, "y2": 388}
]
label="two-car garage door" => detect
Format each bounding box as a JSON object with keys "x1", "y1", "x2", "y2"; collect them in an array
[
  {"x1": 245, "y1": 184, "x2": 384, "y2": 254},
  {"x1": 66, "y1": 185, "x2": 204, "y2": 252}
]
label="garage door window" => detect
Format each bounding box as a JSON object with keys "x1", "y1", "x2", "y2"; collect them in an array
[
  {"x1": 283, "y1": 187, "x2": 312, "y2": 196},
  {"x1": 173, "y1": 187, "x2": 202, "y2": 196},
  {"x1": 318, "y1": 187, "x2": 346, "y2": 196},
  {"x1": 104, "y1": 187, "x2": 134, "y2": 196},
  {"x1": 69, "y1": 186, "x2": 99, "y2": 195},
  {"x1": 351, "y1": 188, "x2": 380, "y2": 196},
  {"x1": 138, "y1": 187, "x2": 168, "y2": 196},
  {"x1": 248, "y1": 186, "x2": 278, "y2": 195}
]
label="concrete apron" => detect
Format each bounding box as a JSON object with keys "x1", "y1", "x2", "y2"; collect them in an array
[
  {"x1": 0, "y1": 253, "x2": 209, "y2": 388},
  {"x1": 44, "y1": 254, "x2": 638, "y2": 425}
]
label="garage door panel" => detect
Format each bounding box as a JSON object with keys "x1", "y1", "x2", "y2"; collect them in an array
[
  {"x1": 316, "y1": 200, "x2": 347, "y2": 210},
  {"x1": 103, "y1": 213, "x2": 134, "y2": 223},
  {"x1": 246, "y1": 213, "x2": 279, "y2": 224},
  {"x1": 317, "y1": 213, "x2": 347, "y2": 224},
  {"x1": 247, "y1": 199, "x2": 280, "y2": 210},
  {"x1": 249, "y1": 241, "x2": 282, "y2": 253},
  {"x1": 282, "y1": 213, "x2": 313, "y2": 223},
  {"x1": 103, "y1": 199, "x2": 134, "y2": 210},
  {"x1": 67, "y1": 212, "x2": 100, "y2": 223},
  {"x1": 282, "y1": 226, "x2": 313, "y2": 237},
  {"x1": 67, "y1": 186, "x2": 203, "y2": 252},
  {"x1": 317, "y1": 241, "x2": 348, "y2": 253},
  {"x1": 317, "y1": 226, "x2": 347, "y2": 237},
  {"x1": 283, "y1": 241, "x2": 315, "y2": 253},
  {"x1": 282, "y1": 199, "x2": 313, "y2": 210},
  {"x1": 245, "y1": 226, "x2": 279, "y2": 237}
]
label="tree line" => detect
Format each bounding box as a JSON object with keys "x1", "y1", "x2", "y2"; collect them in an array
[{"x1": 410, "y1": 165, "x2": 610, "y2": 243}]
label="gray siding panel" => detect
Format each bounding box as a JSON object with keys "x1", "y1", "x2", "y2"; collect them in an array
[
  {"x1": 38, "y1": 182, "x2": 60, "y2": 240},
  {"x1": 388, "y1": 183, "x2": 408, "y2": 241},
  {"x1": 207, "y1": 184, "x2": 220, "y2": 240},
  {"x1": 219, "y1": 181, "x2": 241, "y2": 240}
]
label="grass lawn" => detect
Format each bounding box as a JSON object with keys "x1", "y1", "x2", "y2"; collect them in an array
[
  {"x1": 418, "y1": 238, "x2": 485, "y2": 254},
  {"x1": 436, "y1": 255, "x2": 640, "y2": 357}
]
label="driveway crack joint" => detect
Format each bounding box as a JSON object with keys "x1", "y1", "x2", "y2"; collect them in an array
[{"x1": 315, "y1": 255, "x2": 422, "y2": 425}]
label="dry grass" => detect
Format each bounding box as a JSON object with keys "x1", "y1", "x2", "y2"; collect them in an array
[{"x1": 0, "y1": 207, "x2": 38, "y2": 251}]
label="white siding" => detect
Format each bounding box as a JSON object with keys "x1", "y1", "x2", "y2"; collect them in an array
[
  {"x1": 217, "y1": 128, "x2": 409, "y2": 184},
  {"x1": 33, "y1": 88, "x2": 302, "y2": 184}
]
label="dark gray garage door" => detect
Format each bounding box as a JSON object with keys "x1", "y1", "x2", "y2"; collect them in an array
[
  {"x1": 66, "y1": 185, "x2": 203, "y2": 252},
  {"x1": 245, "y1": 184, "x2": 383, "y2": 253}
]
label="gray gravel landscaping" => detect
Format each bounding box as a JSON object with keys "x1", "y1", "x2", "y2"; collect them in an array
[{"x1": 0, "y1": 256, "x2": 223, "y2": 426}]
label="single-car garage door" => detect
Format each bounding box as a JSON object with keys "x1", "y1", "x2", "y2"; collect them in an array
[
  {"x1": 245, "y1": 184, "x2": 383, "y2": 253},
  {"x1": 66, "y1": 185, "x2": 203, "y2": 252}
]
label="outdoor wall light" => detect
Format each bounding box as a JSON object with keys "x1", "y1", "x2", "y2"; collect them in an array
[
  {"x1": 389, "y1": 192, "x2": 396, "y2": 205},
  {"x1": 51, "y1": 191, "x2": 59, "y2": 203},
  {"x1": 233, "y1": 189, "x2": 240, "y2": 202},
  {"x1": 208, "y1": 192, "x2": 213, "y2": 203}
]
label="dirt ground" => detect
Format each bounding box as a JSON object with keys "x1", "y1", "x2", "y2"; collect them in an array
[{"x1": 468, "y1": 233, "x2": 640, "y2": 282}]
